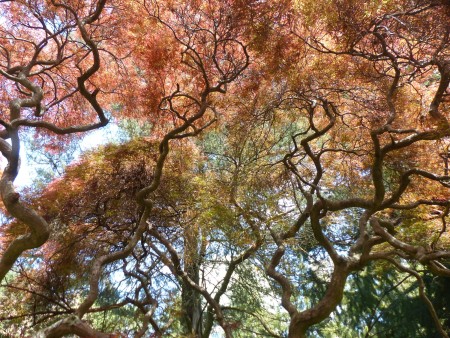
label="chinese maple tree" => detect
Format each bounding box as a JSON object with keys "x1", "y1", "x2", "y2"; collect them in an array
[{"x1": 0, "y1": 0, "x2": 450, "y2": 337}]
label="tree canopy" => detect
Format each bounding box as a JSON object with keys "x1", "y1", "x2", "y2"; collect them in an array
[{"x1": 0, "y1": 0, "x2": 449, "y2": 337}]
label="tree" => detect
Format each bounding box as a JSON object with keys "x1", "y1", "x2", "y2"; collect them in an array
[{"x1": 1, "y1": 0, "x2": 450, "y2": 337}]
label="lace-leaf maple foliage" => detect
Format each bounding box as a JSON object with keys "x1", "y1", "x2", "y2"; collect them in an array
[{"x1": 0, "y1": 0, "x2": 450, "y2": 337}]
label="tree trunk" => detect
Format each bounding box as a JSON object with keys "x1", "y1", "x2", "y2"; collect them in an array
[
  {"x1": 288, "y1": 263, "x2": 349, "y2": 337},
  {"x1": 181, "y1": 225, "x2": 203, "y2": 337}
]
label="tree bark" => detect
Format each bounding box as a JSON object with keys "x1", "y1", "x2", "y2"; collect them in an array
[
  {"x1": 34, "y1": 315, "x2": 110, "y2": 338},
  {"x1": 181, "y1": 225, "x2": 203, "y2": 337},
  {"x1": 288, "y1": 263, "x2": 349, "y2": 338}
]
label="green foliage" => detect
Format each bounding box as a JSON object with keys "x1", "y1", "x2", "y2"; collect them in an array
[
  {"x1": 309, "y1": 263, "x2": 445, "y2": 338},
  {"x1": 227, "y1": 263, "x2": 289, "y2": 337}
]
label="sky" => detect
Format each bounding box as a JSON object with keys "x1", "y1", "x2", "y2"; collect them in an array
[{"x1": 14, "y1": 123, "x2": 120, "y2": 188}]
